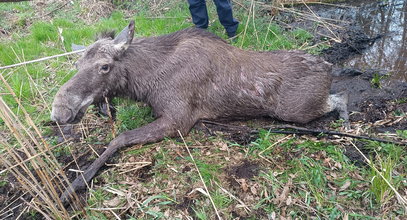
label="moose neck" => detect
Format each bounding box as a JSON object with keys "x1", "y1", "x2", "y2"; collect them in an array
[{"x1": 114, "y1": 36, "x2": 175, "y2": 104}]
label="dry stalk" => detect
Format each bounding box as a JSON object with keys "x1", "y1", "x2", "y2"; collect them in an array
[
  {"x1": 300, "y1": 0, "x2": 340, "y2": 42},
  {"x1": 350, "y1": 142, "x2": 407, "y2": 209},
  {"x1": 257, "y1": 1, "x2": 346, "y2": 44},
  {"x1": 0, "y1": 49, "x2": 85, "y2": 70},
  {"x1": 0, "y1": 73, "x2": 82, "y2": 217},
  {"x1": 240, "y1": 0, "x2": 255, "y2": 49},
  {"x1": 214, "y1": 181, "x2": 251, "y2": 213},
  {"x1": 261, "y1": 16, "x2": 275, "y2": 50},
  {"x1": 0, "y1": 102, "x2": 71, "y2": 218},
  {"x1": 251, "y1": 1, "x2": 260, "y2": 45},
  {"x1": 119, "y1": 162, "x2": 152, "y2": 175},
  {"x1": 177, "y1": 130, "x2": 222, "y2": 220},
  {"x1": 0, "y1": 139, "x2": 71, "y2": 175}
]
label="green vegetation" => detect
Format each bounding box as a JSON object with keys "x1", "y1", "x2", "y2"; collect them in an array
[
  {"x1": 0, "y1": 0, "x2": 406, "y2": 219},
  {"x1": 115, "y1": 101, "x2": 154, "y2": 132}
]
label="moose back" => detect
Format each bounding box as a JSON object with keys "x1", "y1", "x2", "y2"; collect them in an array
[{"x1": 51, "y1": 21, "x2": 348, "y2": 202}]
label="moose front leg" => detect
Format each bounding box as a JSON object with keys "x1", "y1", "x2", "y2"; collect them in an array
[{"x1": 60, "y1": 117, "x2": 181, "y2": 203}]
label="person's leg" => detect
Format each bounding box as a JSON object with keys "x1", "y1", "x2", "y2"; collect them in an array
[
  {"x1": 187, "y1": 0, "x2": 209, "y2": 29},
  {"x1": 213, "y1": 0, "x2": 239, "y2": 37}
]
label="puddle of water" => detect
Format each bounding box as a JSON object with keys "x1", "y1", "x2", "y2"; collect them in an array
[
  {"x1": 282, "y1": 0, "x2": 407, "y2": 82},
  {"x1": 344, "y1": 0, "x2": 407, "y2": 82},
  {"x1": 279, "y1": 0, "x2": 407, "y2": 111}
]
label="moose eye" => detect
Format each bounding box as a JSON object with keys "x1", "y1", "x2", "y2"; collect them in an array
[{"x1": 101, "y1": 64, "x2": 109, "y2": 72}]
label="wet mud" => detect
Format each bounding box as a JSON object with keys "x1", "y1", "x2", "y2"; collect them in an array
[
  {"x1": 279, "y1": 0, "x2": 407, "y2": 113},
  {"x1": 279, "y1": 0, "x2": 407, "y2": 83},
  {"x1": 278, "y1": 0, "x2": 407, "y2": 130},
  {"x1": 227, "y1": 160, "x2": 260, "y2": 180}
]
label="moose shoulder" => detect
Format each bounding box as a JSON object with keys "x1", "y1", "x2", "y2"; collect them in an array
[{"x1": 51, "y1": 20, "x2": 348, "y2": 202}]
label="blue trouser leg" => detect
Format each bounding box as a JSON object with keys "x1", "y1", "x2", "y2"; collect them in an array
[
  {"x1": 213, "y1": 0, "x2": 239, "y2": 34},
  {"x1": 187, "y1": 0, "x2": 209, "y2": 29}
]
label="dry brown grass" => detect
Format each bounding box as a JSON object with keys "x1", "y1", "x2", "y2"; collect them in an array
[
  {"x1": 0, "y1": 73, "x2": 76, "y2": 218},
  {"x1": 80, "y1": 0, "x2": 116, "y2": 23}
]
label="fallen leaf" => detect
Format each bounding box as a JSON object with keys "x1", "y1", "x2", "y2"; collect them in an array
[
  {"x1": 150, "y1": 206, "x2": 161, "y2": 213},
  {"x1": 103, "y1": 196, "x2": 121, "y2": 207},
  {"x1": 340, "y1": 180, "x2": 351, "y2": 191},
  {"x1": 270, "y1": 211, "x2": 276, "y2": 220},
  {"x1": 335, "y1": 161, "x2": 343, "y2": 169},
  {"x1": 286, "y1": 196, "x2": 292, "y2": 206},
  {"x1": 237, "y1": 178, "x2": 248, "y2": 192},
  {"x1": 219, "y1": 142, "x2": 228, "y2": 151},
  {"x1": 328, "y1": 182, "x2": 337, "y2": 191},
  {"x1": 188, "y1": 188, "x2": 209, "y2": 197},
  {"x1": 164, "y1": 209, "x2": 171, "y2": 218},
  {"x1": 272, "y1": 178, "x2": 292, "y2": 207},
  {"x1": 323, "y1": 158, "x2": 332, "y2": 167},
  {"x1": 250, "y1": 185, "x2": 257, "y2": 195}
]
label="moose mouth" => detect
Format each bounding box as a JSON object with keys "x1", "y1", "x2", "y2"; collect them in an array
[
  {"x1": 51, "y1": 104, "x2": 89, "y2": 124},
  {"x1": 70, "y1": 105, "x2": 88, "y2": 124},
  {"x1": 51, "y1": 97, "x2": 93, "y2": 124}
]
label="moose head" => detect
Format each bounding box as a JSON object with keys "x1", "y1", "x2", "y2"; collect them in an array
[{"x1": 51, "y1": 21, "x2": 135, "y2": 124}]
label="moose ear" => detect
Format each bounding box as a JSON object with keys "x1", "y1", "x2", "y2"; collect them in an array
[
  {"x1": 72, "y1": 43, "x2": 86, "y2": 52},
  {"x1": 113, "y1": 20, "x2": 135, "y2": 52}
]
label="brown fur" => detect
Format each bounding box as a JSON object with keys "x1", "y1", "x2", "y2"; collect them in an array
[{"x1": 51, "y1": 21, "x2": 345, "y2": 203}]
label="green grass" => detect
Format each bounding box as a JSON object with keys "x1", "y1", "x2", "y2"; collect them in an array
[
  {"x1": 369, "y1": 155, "x2": 397, "y2": 204},
  {"x1": 115, "y1": 101, "x2": 154, "y2": 132},
  {"x1": 396, "y1": 130, "x2": 407, "y2": 139}
]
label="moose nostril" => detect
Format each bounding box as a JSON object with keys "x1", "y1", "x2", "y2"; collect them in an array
[{"x1": 51, "y1": 107, "x2": 73, "y2": 124}]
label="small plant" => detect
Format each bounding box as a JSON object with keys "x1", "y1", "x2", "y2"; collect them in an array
[
  {"x1": 370, "y1": 73, "x2": 387, "y2": 88},
  {"x1": 0, "y1": 180, "x2": 7, "y2": 187},
  {"x1": 393, "y1": 109, "x2": 405, "y2": 117},
  {"x1": 193, "y1": 159, "x2": 221, "y2": 184},
  {"x1": 369, "y1": 155, "x2": 398, "y2": 205},
  {"x1": 250, "y1": 129, "x2": 273, "y2": 154},
  {"x1": 88, "y1": 188, "x2": 109, "y2": 207},
  {"x1": 396, "y1": 130, "x2": 407, "y2": 139},
  {"x1": 395, "y1": 97, "x2": 407, "y2": 104},
  {"x1": 295, "y1": 156, "x2": 328, "y2": 206},
  {"x1": 139, "y1": 194, "x2": 175, "y2": 218},
  {"x1": 193, "y1": 207, "x2": 209, "y2": 220},
  {"x1": 330, "y1": 119, "x2": 345, "y2": 129},
  {"x1": 212, "y1": 189, "x2": 233, "y2": 210}
]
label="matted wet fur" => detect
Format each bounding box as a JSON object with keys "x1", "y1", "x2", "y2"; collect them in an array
[{"x1": 51, "y1": 20, "x2": 348, "y2": 203}]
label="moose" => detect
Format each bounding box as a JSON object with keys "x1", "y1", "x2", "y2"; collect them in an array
[{"x1": 51, "y1": 20, "x2": 348, "y2": 202}]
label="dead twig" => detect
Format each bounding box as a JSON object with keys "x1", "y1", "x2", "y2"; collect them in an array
[
  {"x1": 0, "y1": 50, "x2": 85, "y2": 70},
  {"x1": 39, "y1": 1, "x2": 70, "y2": 19},
  {"x1": 177, "y1": 130, "x2": 222, "y2": 220},
  {"x1": 201, "y1": 120, "x2": 407, "y2": 146},
  {"x1": 350, "y1": 142, "x2": 407, "y2": 209},
  {"x1": 214, "y1": 181, "x2": 251, "y2": 213}
]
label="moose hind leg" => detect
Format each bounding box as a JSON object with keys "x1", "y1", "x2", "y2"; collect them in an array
[{"x1": 328, "y1": 92, "x2": 350, "y2": 128}]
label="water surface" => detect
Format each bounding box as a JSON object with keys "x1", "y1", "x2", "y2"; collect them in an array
[{"x1": 344, "y1": 0, "x2": 407, "y2": 81}]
